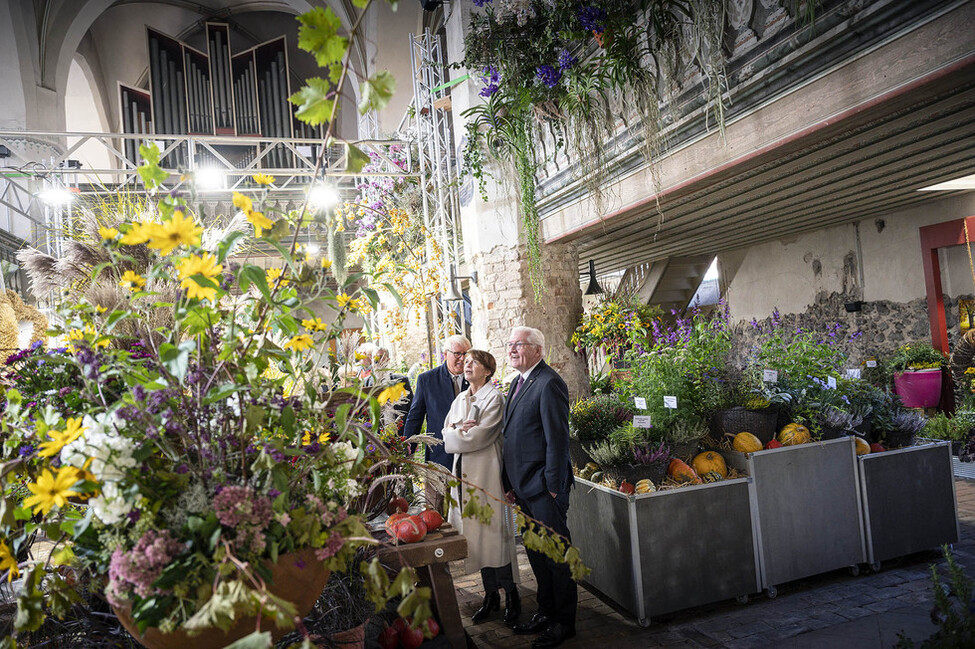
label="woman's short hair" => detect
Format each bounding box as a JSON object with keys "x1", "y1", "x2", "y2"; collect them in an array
[{"x1": 466, "y1": 349, "x2": 497, "y2": 378}]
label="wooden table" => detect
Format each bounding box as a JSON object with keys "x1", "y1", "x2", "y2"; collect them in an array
[{"x1": 377, "y1": 525, "x2": 469, "y2": 649}]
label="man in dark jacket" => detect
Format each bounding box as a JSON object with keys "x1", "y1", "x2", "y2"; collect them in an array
[
  {"x1": 501, "y1": 326, "x2": 576, "y2": 648},
  {"x1": 403, "y1": 335, "x2": 471, "y2": 508}
]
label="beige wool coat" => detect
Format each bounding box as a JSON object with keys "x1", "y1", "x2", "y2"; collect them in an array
[{"x1": 442, "y1": 382, "x2": 520, "y2": 576}]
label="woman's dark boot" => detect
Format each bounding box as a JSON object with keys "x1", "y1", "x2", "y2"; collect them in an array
[
  {"x1": 471, "y1": 591, "x2": 501, "y2": 624},
  {"x1": 503, "y1": 588, "x2": 522, "y2": 625}
]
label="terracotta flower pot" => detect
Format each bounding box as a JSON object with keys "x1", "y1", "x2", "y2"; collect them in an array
[
  {"x1": 893, "y1": 368, "x2": 942, "y2": 408},
  {"x1": 113, "y1": 548, "x2": 330, "y2": 649}
]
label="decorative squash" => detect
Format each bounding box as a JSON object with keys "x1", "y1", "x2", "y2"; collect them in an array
[
  {"x1": 701, "y1": 471, "x2": 724, "y2": 483},
  {"x1": 778, "y1": 423, "x2": 811, "y2": 446},
  {"x1": 667, "y1": 458, "x2": 703, "y2": 484},
  {"x1": 635, "y1": 479, "x2": 656, "y2": 494},
  {"x1": 692, "y1": 451, "x2": 727, "y2": 478},
  {"x1": 854, "y1": 436, "x2": 871, "y2": 456},
  {"x1": 732, "y1": 432, "x2": 763, "y2": 453}
]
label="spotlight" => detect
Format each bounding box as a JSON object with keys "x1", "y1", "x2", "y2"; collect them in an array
[
  {"x1": 196, "y1": 167, "x2": 226, "y2": 190},
  {"x1": 37, "y1": 187, "x2": 75, "y2": 206},
  {"x1": 308, "y1": 184, "x2": 340, "y2": 211},
  {"x1": 305, "y1": 242, "x2": 321, "y2": 255}
]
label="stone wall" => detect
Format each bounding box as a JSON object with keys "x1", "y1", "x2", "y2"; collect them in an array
[{"x1": 469, "y1": 241, "x2": 590, "y2": 399}]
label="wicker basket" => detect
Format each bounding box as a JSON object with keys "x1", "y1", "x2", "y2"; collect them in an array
[
  {"x1": 710, "y1": 407, "x2": 778, "y2": 444},
  {"x1": 818, "y1": 425, "x2": 848, "y2": 441},
  {"x1": 883, "y1": 429, "x2": 917, "y2": 449},
  {"x1": 668, "y1": 440, "x2": 700, "y2": 462}
]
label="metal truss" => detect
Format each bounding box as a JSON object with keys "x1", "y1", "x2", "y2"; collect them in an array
[{"x1": 409, "y1": 29, "x2": 464, "y2": 354}]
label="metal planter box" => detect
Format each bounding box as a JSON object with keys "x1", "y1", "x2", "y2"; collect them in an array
[
  {"x1": 568, "y1": 477, "x2": 761, "y2": 625},
  {"x1": 741, "y1": 437, "x2": 867, "y2": 595},
  {"x1": 858, "y1": 441, "x2": 959, "y2": 567}
]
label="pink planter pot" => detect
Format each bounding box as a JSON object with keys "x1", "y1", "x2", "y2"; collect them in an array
[{"x1": 893, "y1": 369, "x2": 943, "y2": 408}]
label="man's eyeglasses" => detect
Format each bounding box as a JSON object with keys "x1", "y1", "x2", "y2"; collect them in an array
[
  {"x1": 505, "y1": 341, "x2": 536, "y2": 350},
  {"x1": 444, "y1": 349, "x2": 467, "y2": 357}
]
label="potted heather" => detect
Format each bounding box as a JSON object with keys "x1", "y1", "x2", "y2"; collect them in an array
[{"x1": 568, "y1": 393, "x2": 634, "y2": 468}]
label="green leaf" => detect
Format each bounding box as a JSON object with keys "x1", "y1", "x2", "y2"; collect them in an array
[
  {"x1": 137, "y1": 144, "x2": 167, "y2": 190},
  {"x1": 346, "y1": 144, "x2": 370, "y2": 174},
  {"x1": 290, "y1": 78, "x2": 335, "y2": 127},
  {"x1": 217, "y1": 230, "x2": 247, "y2": 263},
  {"x1": 328, "y1": 63, "x2": 344, "y2": 85},
  {"x1": 238, "y1": 264, "x2": 271, "y2": 301},
  {"x1": 358, "y1": 70, "x2": 396, "y2": 115},
  {"x1": 352, "y1": 0, "x2": 368, "y2": 7},
  {"x1": 382, "y1": 283, "x2": 403, "y2": 309},
  {"x1": 297, "y1": 7, "x2": 348, "y2": 67}
]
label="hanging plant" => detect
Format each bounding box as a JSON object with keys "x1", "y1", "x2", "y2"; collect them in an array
[{"x1": 460, "y1": 0, "x2": 733, "y2": 299}]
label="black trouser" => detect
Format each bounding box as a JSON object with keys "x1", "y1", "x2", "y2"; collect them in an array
[
  {"x1": 516, "y1": 490, "x2": 577, "y2": 628},
  {"x1": 481, "y1": 563, "x2": 515, "y2": 595}
]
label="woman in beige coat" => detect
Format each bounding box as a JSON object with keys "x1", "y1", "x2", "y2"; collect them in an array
[{"x1": 443, "y1": 349, "x2": 521, "y2": 625}]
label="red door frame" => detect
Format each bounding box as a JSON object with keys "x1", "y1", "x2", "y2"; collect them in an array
[{"x1": 919, "y1": 216, "x2": 975, "y2": 412}]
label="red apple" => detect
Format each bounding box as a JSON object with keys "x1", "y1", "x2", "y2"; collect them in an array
[
  {"x1": 424, "y1": 617, "x2": 441, "y2": 639},
  {"x1": 386, "y1": 495, "x2": 409, "y2": 515},
  {"x1": 394, "y1": 516, "x2": 428, "y2": 544},
  {"x1": 392, "y1": 617, "x2": 410, "y2": 634},
  {"x1": 419, "y1": 508, "x2": 443, "y2": 532},
  {"x1": 378, "y1": 626, "x2": 399, "y2": 649},
  {"x1": 400, "y1": 626, "x2": 424, "y2": 649},
  {"x1": 870, "y1": 443, "x2": 886, "y2": 453}
]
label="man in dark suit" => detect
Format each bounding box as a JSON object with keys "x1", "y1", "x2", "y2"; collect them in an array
[
  {"x1": 403, "y1": 335, "x2": 471, "y2": 509},
  {"x1": 501, "y1": 326, "x2": 576, "y2": 648}
]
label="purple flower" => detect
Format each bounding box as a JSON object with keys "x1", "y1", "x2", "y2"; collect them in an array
[
  {"x1": 479, "y1": 65, "x2": 500, "y2": 98},
  {"x1": 473, "y1": 0, "x2": 492, "y2": 5},
  {"x1": 558, "y1": 49, "x2": 577, "y2": 71},
  {"x1": 578, "y1": 5, "x2": 607, "y2": 33},
  {"x1": 535, "y1": 65, "x2": 562, "y2": 88}
]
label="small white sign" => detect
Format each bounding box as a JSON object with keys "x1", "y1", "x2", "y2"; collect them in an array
[
  {"x1": 845, "y1": 368, "x2": 862, "y2": 379},
  {"x1": 763, "y1": 369, "x2": 779, "y2": 383},
  {"x1": 866, "y1": 360, "x2": 878, "y2": 368},
  {"x1": 634, "y1": 397, "x2": 647, "y2": 410},
  {"x1": 633, "y1": 415, "x2": 652, "y2": 428},
  {"x1": 663, "y1": 396, "x2": 678, "y2": 409},
  {"x1": 827, "y1": 376, "x2": 837, "y2": 389}
]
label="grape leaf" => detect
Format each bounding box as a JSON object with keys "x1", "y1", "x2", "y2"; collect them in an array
[
  {"x1": 297, "y1": 7, "x2": 348, "y2": 67},
  {"x1": 290, "y1": 78, "x2": 335, "y2": 126},
  {"x1": 358, "y1": 70, "x2": 396, "y2": 115}
]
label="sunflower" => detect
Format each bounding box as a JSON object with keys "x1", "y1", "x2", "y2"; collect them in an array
[
  {"x1": 177, "y1": 252, "x2": 223, "y2": 301},
  {"x1": 37, "y1": 417, "x2": 86, "y2": 458},
  {"x1": 23, "y1": 467, "x2": 81, "y2": 515},
  {"x1": 119, "y1": 221, "x2": 155, "y2": 245},
  {"x1": 98, "y1": 226, "x2": 119, "y2": 240},
  {"x1": 232, "y1": 192, "x2": 254, "y2": 213},
  {"x1": 0, "y1": 540, "x2": 18, "y2": 582},
  {"x1": 246, "y1": 209, "x2": 274, "y2": 238},
  {"x1": 253, "y1": 173, "x2": 276, "y2": 186},
  {"x1": 146, "y1": 210, "x2": 202, "y2": 255},
  {"x1": 118, "y1": 270, "x2": 146, "y2": 292},
  {"x1": 266, "y1": 267, "x2": 290, "y2": 287},
  {"x1": 301, "y1": 317, "x2": 328, "y2": 332},
  {"x1": 283, "y1": 334, "x2": 315, "y2": 352},
  {"x1": 302, "y1": 430, "x2": 331, "y2": 445},
  {"x1": 377, "y1": 382, "x2": 407, "y2": 405}
]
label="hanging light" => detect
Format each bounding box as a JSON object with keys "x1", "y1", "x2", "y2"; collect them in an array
[
  {"x1": 583, "y1": 259, "x2": 603, "y2": 295},
  {"x1": 444, "y1": 264, "x2": 478, "y2": 302}
]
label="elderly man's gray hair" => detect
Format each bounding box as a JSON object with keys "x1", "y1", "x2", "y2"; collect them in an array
[
  {"x1": 511, "y1": 326, "x2": 545, "y2": 353},
  {"x1": 444, "y1": 334, "x2": 472, "y2": 349}
]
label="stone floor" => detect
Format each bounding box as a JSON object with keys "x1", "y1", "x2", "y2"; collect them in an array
[{"x1": 446, "y1": 478, "x2": 975, "y2": 649}]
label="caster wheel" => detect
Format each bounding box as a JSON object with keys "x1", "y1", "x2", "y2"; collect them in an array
[
  {"x1": 870, "y1": 561, "x2": 882, "y2": 573},
  {"x1": 638, "y1": 618, "x2": 651, "y2": 628},
  {"x1": 767, "y1": 586, "x2": 777, "y2": 599},
  {"x1": 849, "y1": 565, "x2": 860, "y2": 577},
  {"x1": 736, "y1": 594, "x2": 749, "y2": 605}
]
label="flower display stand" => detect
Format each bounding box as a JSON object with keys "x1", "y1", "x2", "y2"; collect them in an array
[
  {"x1": 568, "y1": 477, "x2": 761, "y2": 625},
  {"x1": 737, "y1": 437, "x2": 867, "y2": 597},
  {"x1": 858, "y1": 441, "x2": 959, "y2": 569}
]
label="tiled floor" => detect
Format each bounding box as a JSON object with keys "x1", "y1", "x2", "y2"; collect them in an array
[{"x1": 446, "y1": 478, "x2": 975, "y2": 649}]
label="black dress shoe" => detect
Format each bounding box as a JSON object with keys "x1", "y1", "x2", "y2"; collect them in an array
[
  {"x1": 532, "y1": 622, "x2": 576, "y2": 648},
  {"x1": 503, "y1": 588, "x2": 522, "y2": 625},
  {"x1": 471, "y1": 591, "x2": 500, "y2": 624},
  {"x1": 512, "y1": 612, "x2": 549, "y2": 634}
]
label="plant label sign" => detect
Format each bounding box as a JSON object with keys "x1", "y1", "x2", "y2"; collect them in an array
[
  {"x1": 633, "y1": 415, "x2": 652, "y2": 428},
  {"x1": 634, "y1": 397, "x2": 647, "y2": 410},
  {"x1": 663, "y1": 396, "x2": 678, "y2": 409},
  {"x1": 763, "y1": 369, "x2": 778, "y2": 383},
  {"x1": 866, "y1": 360, "x2": 878, "y2": 367},
  {"x1": 845, "y1": 368, "x2": 861, "y2": 379},
  {"x1": 827, "y1": 376, "x2": 837, "y2": 389}
]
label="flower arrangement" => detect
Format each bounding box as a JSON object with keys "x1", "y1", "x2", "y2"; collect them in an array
[
  {"x1": 571, "y1": 297, "x2": 661, "y2": 361},
  {"x1": 889, "y1": 342, "x2": 946, "y2": 372},
  {"x1": 747, "y1": 313, "x2": 851, "y2": 384}
]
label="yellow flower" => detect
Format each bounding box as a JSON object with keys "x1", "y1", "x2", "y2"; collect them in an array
[
  {"x1": 98, "y1": 226, "x2": 119, "y2": 240},
  {"x1": 23, "y1": 467, "x2": 81, "y2": 515},
  {"x1": 336, "y1": 293, "x2": 352, "y2": 310},
  {"x1": 177, "y1": 252, "x2": 223, "y2": 301},
  {"x1": 37, "y1": 417, "x2": 86, "y2": 458},
  {"x1": 119, "y1": 221, "x2": 154, "y2": 245},
  {"x1": 246, "y1": 209, "x2": 273, "y2": 238},
  {"x1": 321, "y1": 259, "x2": 333, "y2": 270},
  {"x1": 95, "y1": 305, "x2": 107, "y2": 314},
  {"x1": 232, "y1": 192, "x2": 254, "y2": 213},
  {"x1": 283, "y1": 334, "x2": 315, "y2": 352},
  {"x1": 302, "y1": 430, "x2": 331, "y2": 446},
  {"x1": 0, "y1": 540, "x2": 18, "y2": 582},
  {"x1": 118, "y1": 270, "x2": 146, "y2": 292},
  {"x1": 253, "y1": 173, "x2": 276, "y2": 186},
  {"x1": 266, "y1": 267, "x2": 289, "y2": 287},
  {"x1": 146, "y1": 210, "x2": 202, "y2": 256},
  {"x1": 301, "y1": 317, "x2": 328, "y2": 332},
  {"x1": 378, "y1": 382, "x2": 407, "y2": 405}
]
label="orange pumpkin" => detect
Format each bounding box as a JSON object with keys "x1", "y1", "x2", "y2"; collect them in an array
[
  {"x1": 667, "y1": 458, "x2": 703, "y2": 484},
  {"x1": 854, "y1": 436, "x2": 871, "y2": 456},
  {"x1": 692, "y1": 451, "x2": 727, "y2": 478},
  {"x1": 778, "y1": 423, "x2": 811, "y2": 446},
  {"x1": 732, "y1": 432, "x2": 763, "y2": 453}
]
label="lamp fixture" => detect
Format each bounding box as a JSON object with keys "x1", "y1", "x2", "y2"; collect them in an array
[
  {"x1": 918, "y1": 173, "x2": 975, "y2": 191},
  {"x1": 444, "y1": 264, "x2": 477, "y2": 302},
  {"x1": 195, "y1": 167, "x2": 226, "y2": 190},
  {"x1": 583, "y1": 259, "x2": 603, "y2": 295},
  {"x1": 37, "y1": 187, "x2": 75, "y2": 206},
  {"x1": 308, "y1": 183, "x2": 340, "y2": 211}
]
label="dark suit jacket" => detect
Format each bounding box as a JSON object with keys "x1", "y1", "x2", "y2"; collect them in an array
[
  {"x1": 501, "y1": 360, "x2": 572, "y2": 502},
  {"x1": 403, "y1": 363, "x2": 467, "y2": 469}
]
